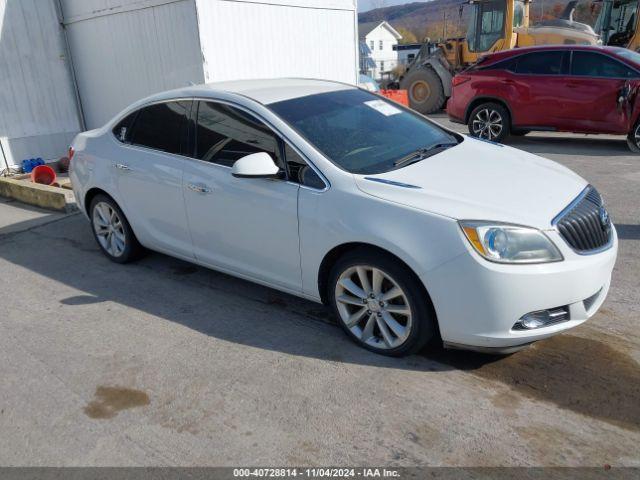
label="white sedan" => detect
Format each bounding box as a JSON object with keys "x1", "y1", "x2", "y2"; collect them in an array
[{"x1": 70, "y1": 79, "x2": 617, "y2": 356}]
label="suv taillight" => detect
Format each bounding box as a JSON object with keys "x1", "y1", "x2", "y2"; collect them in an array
[{"x1": 452, "y1": 75, "x2": 471, "y2": 87}]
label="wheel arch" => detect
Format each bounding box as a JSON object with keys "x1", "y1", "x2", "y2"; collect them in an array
[
  {"x1": 84, "y1": 187, "x2": 117, "y2": 217},
  {"x1": 317, "y1": 242, "x2": 438, "y2": 318},
  {"x1": 464, "y1": 96, "x2": 514, "y2": 125}
]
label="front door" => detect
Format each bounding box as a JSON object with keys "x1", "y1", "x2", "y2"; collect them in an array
[
  {"x1": 114, "y1": 100, "x2": 193, "y2": 257},
  {"x1": 182, "y1": 101, "x2": 302, "y2": 292},
  {"x1": 561, "y1": 50, "x2": 639, "y2": 134}
]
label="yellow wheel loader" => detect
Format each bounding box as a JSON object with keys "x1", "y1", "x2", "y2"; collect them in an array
[
  {"x1": 594, "y1": 0, "x2": 640, "y2": 50},
  {"x1": 400, "y1": 0, "x2": 599, "y2": 114}
]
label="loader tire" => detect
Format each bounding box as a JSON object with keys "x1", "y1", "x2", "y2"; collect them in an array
[{"x1": 400, "y1": 67, "x2": 446, "y2": 114}]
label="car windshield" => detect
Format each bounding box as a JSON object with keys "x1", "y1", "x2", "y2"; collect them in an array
[{"x1": 268, "y1": 89, "x2": 459, "y2": 175}]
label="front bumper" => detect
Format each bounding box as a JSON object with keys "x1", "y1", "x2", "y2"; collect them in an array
[{"x1": 422, "y1": 226, "x2": 618, "y2": 350}]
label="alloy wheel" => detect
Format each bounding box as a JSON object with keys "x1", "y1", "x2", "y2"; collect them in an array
[
  {"x1": 472, "y1": 108, "x2": 503, "y2": 140},
  {"x1": 92, "y1": 202, "x2": 126, "y2": 257},
  {"x1": 335, "y1": 265, "x2": 413, "y2": 350}
]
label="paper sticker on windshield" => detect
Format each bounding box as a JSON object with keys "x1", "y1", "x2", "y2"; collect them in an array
[{"x1": 365, "y1": 100, "x2": 402, "y2": 116}]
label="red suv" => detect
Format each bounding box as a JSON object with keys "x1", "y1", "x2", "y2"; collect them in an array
[{"x1": 447, "y1": 45, "x2": 640, "y2": 152}]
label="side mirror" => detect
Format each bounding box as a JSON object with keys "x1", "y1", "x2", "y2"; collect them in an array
[{"x1": 231, "y1": 152, "x2": 281, "y2": 179}]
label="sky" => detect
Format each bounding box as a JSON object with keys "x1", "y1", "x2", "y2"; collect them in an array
[{"x1": 358, "y1": 0, "x2": 429, "y2": 13}]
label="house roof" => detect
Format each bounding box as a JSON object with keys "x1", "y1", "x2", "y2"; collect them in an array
[{"x1": 358, "y1": 21, "x2": 402, "y2": 40}]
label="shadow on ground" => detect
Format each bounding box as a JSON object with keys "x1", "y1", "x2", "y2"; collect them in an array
[{"x1": 1, "y1": 213, "x2": 638, "y2": 432}]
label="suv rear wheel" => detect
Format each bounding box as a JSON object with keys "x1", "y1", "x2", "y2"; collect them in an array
[{"x1": 468, "y1": 102, "x2": 511, "y2": 143}]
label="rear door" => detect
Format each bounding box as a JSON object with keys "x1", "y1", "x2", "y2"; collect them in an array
[
  {"x1": 561, "y1": 50, "x2": 639, "y2": 133},
  {"x1": 113, "y1": 101, "x2": 194, "y2": 257},
  {"x1": 507, "y1": 51, "x2": 568, "y2": 129}
]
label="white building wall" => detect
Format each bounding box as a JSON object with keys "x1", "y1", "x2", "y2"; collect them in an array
[
  {"x1": 60, "y1": 0, "x2": 204, "y2": 129},
  {"x1": 195, "y1": 0, "x2": 358, "y2": 85},
  {"x1": 0, "y1": 0, "x2": 81, "y2": 168},
  {"x1": 365, "y1": 25, "x2": 400, "y2": 80}
]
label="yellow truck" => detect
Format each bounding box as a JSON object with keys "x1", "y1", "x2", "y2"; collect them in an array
[{"x1": 400, "y1": 0, "x2": 599, "y2": 113}]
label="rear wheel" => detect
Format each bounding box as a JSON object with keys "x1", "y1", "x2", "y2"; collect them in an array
[
  {"x1": 90, "y1": 194, "x2": 143, "y2": 263},
  {"x1": 467, "y1": 102, "x2": 511, "y2": 143},
  {"x1": 400, "y1": 67, "x2": 445, "y2": 114},
  {"x1": 328, "y1": 249, "x2": 436, "y2": 357},
  {"x1": 627, "y1": 122, "x2": 640, "y2": 153}
]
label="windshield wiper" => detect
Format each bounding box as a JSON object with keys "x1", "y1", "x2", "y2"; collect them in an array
[{"x1": 393, "y1": 143, "x2": 457, "y2": 167}]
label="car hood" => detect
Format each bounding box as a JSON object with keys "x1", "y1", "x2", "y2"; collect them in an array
[{"x1": 354, "y1": 137, "x2": 587, "y2": 230}]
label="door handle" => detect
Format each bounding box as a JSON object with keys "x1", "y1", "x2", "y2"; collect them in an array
[
  {"x1": 187, "y1": 183, "x2": 212, "y2": 194},
  {"x1": 114, "y1": 163, "x2": 131, "y2": 171}
]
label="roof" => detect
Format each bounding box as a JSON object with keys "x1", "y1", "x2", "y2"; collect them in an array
[
  {"x1": 132, "y1": 79, "x2": 356, "y2": 108},
  {"x1": 358, "y1": 21, "x2": 402, "y2": 40}
]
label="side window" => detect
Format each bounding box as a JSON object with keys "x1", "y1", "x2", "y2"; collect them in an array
[
  {"x1": 130, "y1": 101, "x2": 190, "y2": 155},
  {"x1": 481, "y1": 57, "x2": 518, "y2": 73},
  {"x1": 112, "y1": 111, "x2": 138, "y2": 143},
  {"x1": 515, "y1": 52, "x2": 564, "y2": 75},
  {"x1": 195, "y1": 101, "x2": 283, "y2": 168},
  {"x1": 284, "y1": 144, "x2": 325, "y2": 190},
  {"x1": 571, "y1": 52, "x2": 638, "y2": 78}
]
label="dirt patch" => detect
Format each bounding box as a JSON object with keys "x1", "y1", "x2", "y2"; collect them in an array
[
  {"x1": 84, "y1": 386, "x2": 150, "y2": 419},
  {"x1": 438, "y1": 335, "x2": 640, "y2": 431}
]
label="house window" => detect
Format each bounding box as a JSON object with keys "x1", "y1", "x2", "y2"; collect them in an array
[
  {"x1": 380, "y1": 61, "x2": 385, "y2": 72},
  {"x1": 370, "y1": 40, "x2": 374, "y2": 50},
  {"x1": 379, "y1": 40, "x2": 383, "y2": 50}
]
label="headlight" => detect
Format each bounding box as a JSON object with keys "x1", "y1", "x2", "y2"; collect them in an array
[{"x1": 459, "y1": 221, "x2": 563, "y2": 264}]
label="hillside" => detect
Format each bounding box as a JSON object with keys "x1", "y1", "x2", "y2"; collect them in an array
[{"x1": 358, "y1": 0, "x2": 600, "y2": 42}]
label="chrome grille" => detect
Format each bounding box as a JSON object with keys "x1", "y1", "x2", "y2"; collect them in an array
[{"x1": 553, "y1": 186, "x2": 612, "y2": 253}]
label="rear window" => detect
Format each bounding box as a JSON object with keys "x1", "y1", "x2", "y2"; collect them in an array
[
  {"x1": 130, "y1": 101, "x2": 191, "y2": 155},
  {"x1": 515, "y1": 52, "x2": 564, "y2": 75}
]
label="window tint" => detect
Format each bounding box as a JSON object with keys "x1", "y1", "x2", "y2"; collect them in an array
[
  {"x1": 269, "y1": 89, "x2": 458, "y2": 175},
  {"x1": 515, "y1": 52, "x2": 564, "y2": 75},
  {"x1": 130, "y1": 101, "x2": 190, "y2": 155},
  {"x1": 284, "y1": 144, "x2": 325, "y2": 189},
  {"x1": 571, "y1": 51, "x2": 638, "y2": 78},
  {"x1": 112, "y1": 111, "x2": 138, "y2": 143},
  {"x1": 195, "y1": 102, "x2": 283, "y2": 168},
  {"x1": 481, "y1": 57, "x2": 518, "y2": 72}
]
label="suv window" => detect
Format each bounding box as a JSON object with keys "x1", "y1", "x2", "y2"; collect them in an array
[
  {"x1": 571, "y1": 51, "x2": 638, "y2": 78},
  {"x1": 112, "y1": 111, "x2": 138, "y2": 143},
  {"x1": 195, "y1": 101, "x2": 283, "y2": 169},
  {"x1": 284, "y1": 144, "x2": 325, "y2": 189},
  {"x1": 130, "y1": 101, "x2": 191, "y2": 155},
  {"x1": 515, "y1": 52, "x2": 564, "y2": 75}
]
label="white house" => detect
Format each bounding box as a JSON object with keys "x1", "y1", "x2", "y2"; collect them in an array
[
  {"x1": 358, "y1": 21, "x2": 402, "y2": 80},
  {"x1": 0, "y1": 0, "x2": 359, "y2": 170}
]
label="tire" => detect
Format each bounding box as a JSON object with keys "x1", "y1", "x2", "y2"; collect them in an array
[
  {"x1": 467, "y1": 102, "x2": 511, "y2": 143},
  {"x1": 627, "y1": 121, "x2": 640, "y2": 153},
  {"x1": 400, "y1": 67, "x2": 446, "y2": 114},
  {"x1": 328, "y1": 248, "x2": 437, "y2": 357},
  {"x1": 89, "y1": 194, "x2": 143, "y2": 264}
]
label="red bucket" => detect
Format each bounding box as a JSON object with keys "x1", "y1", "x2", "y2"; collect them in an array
[{"x1": 31, "y1": 165, "x2": 57, "y2": 185}]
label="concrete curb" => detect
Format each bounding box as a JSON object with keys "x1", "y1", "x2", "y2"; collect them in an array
[{"x1": 0, "y1": 176, "x2": 77, "y2": 213}]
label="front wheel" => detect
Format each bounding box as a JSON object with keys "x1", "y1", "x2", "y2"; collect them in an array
[
  {"x1": 627, "y1": 122, "x2": 640, "y2": 153},
  {"x1": 467, "y1": 102, "x2": 511, "y2": 143},
  {"x1": 400, "y1": 67, "x2": 446, "y2": 114},
  {"x1": 328, "y1": 249, "x2": 436, "y2": 357}
]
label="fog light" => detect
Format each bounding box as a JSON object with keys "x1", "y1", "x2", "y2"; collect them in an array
[{"x1": 513, "y1": 307, "x2": 569, "y2": 330}]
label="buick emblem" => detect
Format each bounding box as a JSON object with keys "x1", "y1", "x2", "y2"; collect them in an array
[{"x1": 599, "y1": 206, "x2": 610, "y2": 229}]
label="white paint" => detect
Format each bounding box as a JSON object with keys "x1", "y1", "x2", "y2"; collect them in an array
[
  {"x1": 0, "y1": 0, "x2": 81, "y2": 167},
  {"x1": 70, "y1": 79, "x2": 617, "y2": 353}
]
